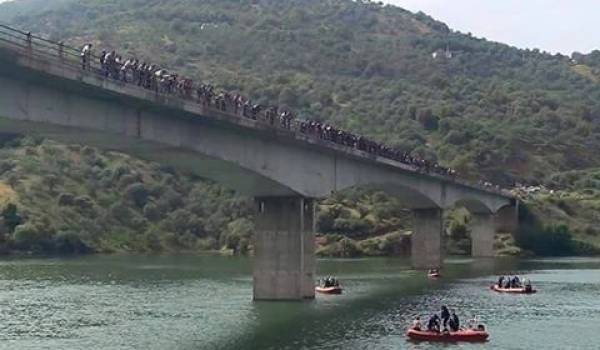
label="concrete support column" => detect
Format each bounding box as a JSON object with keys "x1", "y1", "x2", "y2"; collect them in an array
[
  {"x1": 253, "y1": 196, "x2": 315, "y2": 301},
  {"x1": 494, "y1": 204, "x2": 519, "y2": 233},
  {"x1": 471, "y1": 213, "x2": 496, "y2": 257},
  {"x1": 412, "y1": 208, "x2": 443, "y2": 269}
]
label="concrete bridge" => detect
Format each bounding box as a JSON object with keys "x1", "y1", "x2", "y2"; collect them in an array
[{"x1": 0, "y1": 26, "x2": 517, "y2": 300}]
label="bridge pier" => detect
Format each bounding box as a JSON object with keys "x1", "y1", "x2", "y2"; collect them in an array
[
  {"x1": 471, "y1": 213, "x2": 496, "y2": 257},
  {"x1": 495, "y1": 204, "x2": 519, "y2": 233},
  {"x1": 411, "y1": 208, "x2": 443, "y2": 269},
  {"x1": 253, "y1": 196, "x2": 315, "y2": 301}
]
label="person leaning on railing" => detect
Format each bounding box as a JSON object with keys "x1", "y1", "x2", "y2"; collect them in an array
[
  {"x1": 25, "y1": 31, "x2": 32, "y2": 50},
  {"x1": 57, "y1": 41, "x2": 64, "y2": 59}
]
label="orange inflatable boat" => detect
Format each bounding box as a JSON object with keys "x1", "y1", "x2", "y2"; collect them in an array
[
  {"x1": 315, "y1": 286, "x2": 343, "y2": 294},
  {"x1": 427, "y1": 272, "x2": 440, "y2": 279},
  {"x1": 406, "y1": 328, "x2": 489, "y2": 342},
  {"x1": 491, "y1": 284, "x2": 536, "y2": 294}
]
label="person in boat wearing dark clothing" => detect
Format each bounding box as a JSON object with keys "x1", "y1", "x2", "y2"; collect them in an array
[
  {"x1": 427, "y1": 314, "x2": 440, "y2": 332},
  {"x1": 511, "y1": 275, "x2": 521, "y2": 288},
  {"x1": 440, "y1": 306, "x2": 450, "y2": 329},
  {"x1": 323, "y1": 276, "x2": 339, "y2": 288},
  {"x1": 449, "y1": 310, "x2": 460, "y2": 332},
  {"x1": 497, "y1": 276, "x2": 504, "y2": 287}
]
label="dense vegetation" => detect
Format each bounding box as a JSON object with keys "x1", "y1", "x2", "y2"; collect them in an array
[
  {"x1": 0, "y1": 136, "x2": 255, "y2": 254},
  {"x1": 1, "y1": 0, "x2": 600, "y2": 255},
  {"x1": 517, "y1": 170, "x2": 600, "y2": 256}
]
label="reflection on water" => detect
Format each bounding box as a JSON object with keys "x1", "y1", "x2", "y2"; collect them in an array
[{"x1": 0, "y1": 255, "x2": 599, "y2": 349}]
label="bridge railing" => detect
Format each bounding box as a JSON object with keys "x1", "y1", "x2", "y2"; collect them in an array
[
  {"x1": 0, "y1": 24, "x2": 511, "y2": 198},
  {"x1": 0, "y1": 24, "x2": 107, "y2": 79}
]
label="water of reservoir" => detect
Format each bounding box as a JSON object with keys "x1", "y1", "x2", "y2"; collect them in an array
[{"x1": 0, "y1": 255, "x2": 599, "y2": 350}]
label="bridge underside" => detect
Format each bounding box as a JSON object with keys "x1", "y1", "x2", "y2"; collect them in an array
[{"x1": 0, "y1": 116, "x2": 298, "y2": 197}]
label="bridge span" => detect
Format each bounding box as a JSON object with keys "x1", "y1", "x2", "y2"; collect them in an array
[{"x1": 0, "y1": 25, "x2": 516, "y2": 300}]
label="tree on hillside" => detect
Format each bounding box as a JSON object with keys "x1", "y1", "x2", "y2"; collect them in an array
[{"x1": 1, "y1": 203, "x2": 22, "y2": 234}]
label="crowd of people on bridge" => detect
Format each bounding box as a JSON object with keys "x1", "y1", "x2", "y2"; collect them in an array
[{"x1": 77, "y1": 42, "x2": 498, "y2": 183}]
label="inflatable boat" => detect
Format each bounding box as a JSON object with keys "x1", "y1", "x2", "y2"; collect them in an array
[{"x1": 406, "y1": 328, "x2": 489, "y2": 342}]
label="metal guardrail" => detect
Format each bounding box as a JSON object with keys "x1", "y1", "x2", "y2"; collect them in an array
[{"x1": 0, "y1": 24, "x2": 512, "y2": 198}]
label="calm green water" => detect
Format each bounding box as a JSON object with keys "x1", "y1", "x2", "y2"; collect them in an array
[{"x1": 0, "y1": 255, "x2": 599, "y2": 350}]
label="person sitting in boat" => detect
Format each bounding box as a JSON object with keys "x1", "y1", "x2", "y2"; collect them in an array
[
  {"x1": 497, "y1": 275, "x2": 504, "y2": 287},
  {"x1": 503, "y1": 277, "x2": 511, "y2": 288},
  {"x1": 466, "y1": 318, "x2": 475, "y2": 330},
  {"x1": 427, "y1": 314, "x2": 440, "y2": 332},
  {"x1": 523, "y1": 278, "x2": 532, "y2": 292},
  {"x1": 440, "y1": 306, "x2": 450, "y2": 329},
  {"x1": 411, "y1": 317, "x2": 422, "y2": 331},
  {"x1": 323, "y1": 276, "x2": 339, "y2": 288},
  {"x1": 512, "y1": 275, "x2": 521, "y2": 288},
  {"x1": 449, "y1": 310, "x2": 460, "y2": 332}
]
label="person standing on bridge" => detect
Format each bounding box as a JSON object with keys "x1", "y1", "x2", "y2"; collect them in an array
[
  {"x1": 25, "y1": 32, "x2": 32, "y2": 50},
  {"x1": 57, "y1": 41, "x2": 64, "y2": 59},
  {"x1": 81, "y1": 43, "x2": 93, "y2": 70}
]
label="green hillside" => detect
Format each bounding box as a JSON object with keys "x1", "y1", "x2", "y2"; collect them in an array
[
  {"x1": 1, "y1": 0, "x2": 600, "y2": 255},
  {"x1": 0, "y1": 135, "x2": 256, "y2": 254}
]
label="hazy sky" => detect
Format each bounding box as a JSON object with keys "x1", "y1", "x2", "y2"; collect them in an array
[{"x1": 386, "y1": 0, "x2": 599, "y2": 54}]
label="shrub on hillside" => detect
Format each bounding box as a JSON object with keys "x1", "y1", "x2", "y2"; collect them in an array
[
  {"x1": 1, "y1": 203, "x2": 21, "y2": 233},
  {"x1": 221, "y1": 218, "x2": 254, "y2": 254},
  {"x1": 13, "y1": 222, "x2": 54, "y2": 252},
  {"x1": 54, "y1": 231, "x2": 92, "y2": 254},
  {"x1": 0, "y1": 160, "x2": 15, "y2": 175},
  {"x1": 126, "y1": 183, "x2": 149, "y2": 208},
  {"x1": 332, "y1": 217, "x2": 371, "y2": 236},
  {"x1": 142, "y1": 202, "x2": 161, "y2": 221},
  {"x1": 58, "y1": 193, "x2": 75, "y2": 206}
]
